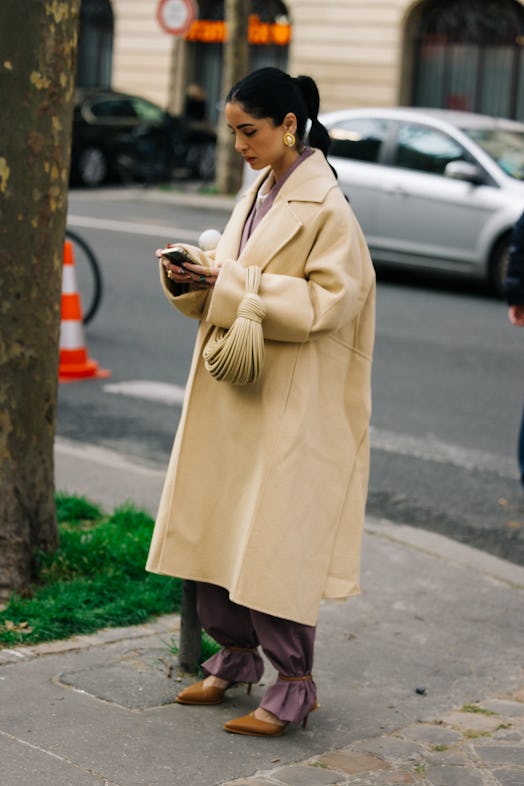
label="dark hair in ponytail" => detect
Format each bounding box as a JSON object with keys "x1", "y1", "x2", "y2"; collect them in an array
[
  {"x1": 226, "y1": 67, "x2": 332, "y2": 160},
  {"x1": 294, "y1": 75, "x2": 331, "y2": 158}
]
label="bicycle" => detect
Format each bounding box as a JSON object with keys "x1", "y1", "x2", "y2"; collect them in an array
[{"x1": 64, "y1": 228, "x2": 103, "y2": 325}]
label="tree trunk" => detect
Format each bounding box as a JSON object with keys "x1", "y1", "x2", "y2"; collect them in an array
[
  {"x1": 0, "y1": 1, "x2": 80, "y2": 601},
  {"x1": 215, "y1": 0, "x2": 250, "y2": 194}
]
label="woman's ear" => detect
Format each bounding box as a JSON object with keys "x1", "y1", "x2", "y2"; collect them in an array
[{"x1": 283, "y1": 112, "x2": 297, "y2": 134}]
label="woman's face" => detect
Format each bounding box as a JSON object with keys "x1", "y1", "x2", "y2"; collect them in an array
[{"x1": 225, "y1": 101, "x2": 298, "y2": 179}]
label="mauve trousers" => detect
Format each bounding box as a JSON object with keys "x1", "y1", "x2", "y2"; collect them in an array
[{"x1": 196, "y1": 582, "x2": 317, "y2": 724}]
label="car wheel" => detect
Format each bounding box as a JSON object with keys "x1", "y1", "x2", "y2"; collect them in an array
[
  {"x1": 77, "y1": 147, "x2": 108, "y2": 187},
  {"x1": 489, "y1": 234, "x2": 511, "y2": 297}
]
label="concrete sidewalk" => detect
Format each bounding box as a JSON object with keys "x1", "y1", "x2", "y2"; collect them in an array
[{"x1": 0, "y1": 439, "x2": 522, "y2": 786}]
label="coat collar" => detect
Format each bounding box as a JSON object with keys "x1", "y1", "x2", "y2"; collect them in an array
[
  {"x1": 241, "y1": 148, "x2": 337, "y2": 206},
  {"x1": 222, "y1": 149, "x2": 338, "y2": 271}
]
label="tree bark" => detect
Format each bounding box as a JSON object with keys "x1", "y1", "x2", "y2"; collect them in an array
[
  {"x1": 215, "y1": 0, "x2": 250, "y2": 194},
  {"x1": 0, "y1": 1, "x2": 80, "y2": 600}
]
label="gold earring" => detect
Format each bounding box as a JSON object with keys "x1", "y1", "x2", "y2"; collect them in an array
[{"x1": 283, "y1": 131, "x2": 296, "y2": 148}]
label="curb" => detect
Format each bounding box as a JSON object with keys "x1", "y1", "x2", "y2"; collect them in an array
[
  {"x1": 0, "y1": 613, "x2": 180, "y2": 666},
  {"x1": 69, "y1": 184, "x2": 238, "y2": 212},
  {"x1": 365, "y1": 517, "x2": 524, "y2": 589}
]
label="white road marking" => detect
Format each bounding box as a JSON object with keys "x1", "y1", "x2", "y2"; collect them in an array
[
  {"x1": 67, "y1": 214, "x2": 200, "y2": 242},
  {"x1": 102, "y1": 380, "x2": 516, "y2": 478},
  {"x1": 370, "y1": 426, "x2": 516, "y2": 478},
  {"x1": 104, "y1": 380, "x2": 186, "y2": 407}
]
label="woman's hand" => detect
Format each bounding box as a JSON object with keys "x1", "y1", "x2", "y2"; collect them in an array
[{"x1": 156, "y1": 246, "x2": 221, "y2": 289}]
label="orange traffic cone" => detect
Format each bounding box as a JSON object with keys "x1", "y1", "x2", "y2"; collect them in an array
[{"x1": 58, "y1": 240, "x2": 110, "y2": 382}]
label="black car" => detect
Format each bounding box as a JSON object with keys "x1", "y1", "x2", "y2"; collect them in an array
[{"x1": 70, "y1": 88, "x2": 216, "y2": 187}]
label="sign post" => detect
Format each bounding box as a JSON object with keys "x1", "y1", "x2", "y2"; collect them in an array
[
  {"x1": 157, "y1": 0, "x2": 202, "y2": 661},
  {"x1": 156, "y1": 0, "x2": 197, "y2": 37}
]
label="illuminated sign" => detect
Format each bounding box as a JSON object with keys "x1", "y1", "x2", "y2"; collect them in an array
[{"x1": 185, "y1": 14, "x2": 292, "y2": 46}]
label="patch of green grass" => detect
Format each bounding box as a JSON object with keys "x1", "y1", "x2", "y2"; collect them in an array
[
  {"x1": 201, "y1": 631, "x2": 221, "y2": 660},
  {"x1": 166, "y1": 630, "x2": 220, "y2": 668},
  {"x1": 55, "y1": 493, "x2": 102, "y2": 523},
  {"x1": 0, "y1": 497, "x2": 182, "y2": 647}
]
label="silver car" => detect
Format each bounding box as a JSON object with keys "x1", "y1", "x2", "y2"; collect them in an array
[{"x1": 320, "y1": 107, "x2": 524, "y2": 294}]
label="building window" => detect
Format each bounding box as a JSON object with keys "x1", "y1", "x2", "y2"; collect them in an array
[
  {"x1": 196, "y1": 0, "x2": 289, "y2": 24},
  {"x1": 411, "y1": 0, "x2": 524, "y2": 120},
  {"x1": 76, "y1": 0, "x2": 114, "y2": 88}
]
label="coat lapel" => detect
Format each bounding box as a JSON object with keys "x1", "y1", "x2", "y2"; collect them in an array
[
  {"x1": 218, "y1": 150, "x2": 337, "y2": 271},
  {"x1": 238, "y1": 202, "x2": 303, "y2": 271},
  {"x1": 217, "y1": 190, "x2": 254, "y2": 258}
]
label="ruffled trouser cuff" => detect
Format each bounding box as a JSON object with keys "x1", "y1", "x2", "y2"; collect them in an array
[
  {"x1": 261, "y1": 674, "x2": 317, "y2": 724},
  {"x1": 202, "y1": 646, "x2": 265, "y2": 684}
]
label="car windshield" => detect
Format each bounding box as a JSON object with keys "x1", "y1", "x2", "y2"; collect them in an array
[{"x1": 462, "y1": 127, "x2": 524, "y2": 180}]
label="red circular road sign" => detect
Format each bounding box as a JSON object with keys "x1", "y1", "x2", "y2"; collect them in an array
[{"x1": 157, "y1": 0, "x2": 197, "y2": 36}]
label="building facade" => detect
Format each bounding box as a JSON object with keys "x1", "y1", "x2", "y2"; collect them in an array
[{"x1": 77, "y1": 0, "x2": 524, "y2": 122}]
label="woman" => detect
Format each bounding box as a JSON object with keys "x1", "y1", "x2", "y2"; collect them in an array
[{"x1": 146, "y1": 67, "x2": 376, "y2": 737}]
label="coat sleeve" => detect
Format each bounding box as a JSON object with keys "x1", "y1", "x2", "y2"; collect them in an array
[{"x1": 205, "y1": 197, "x2": 374, "y2": 343}]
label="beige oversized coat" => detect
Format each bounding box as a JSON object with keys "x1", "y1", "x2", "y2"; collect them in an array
[{"x1": 146, "y1": 149, "x2": 375, "y2": 626}]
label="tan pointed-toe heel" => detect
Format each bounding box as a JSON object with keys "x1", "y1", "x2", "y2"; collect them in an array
[
  {"x1": 176, "y1": 679, "x2": 253, "y2": 705},
  {"x1": 176, "y1": 680, "x2": 227, "y2": 705},
  {"x1": 224, "y1": 700, "x2": 319, "y2": 736},
  {"x1": 224, "y1": 711, "x2": 287, "y2": 737}
]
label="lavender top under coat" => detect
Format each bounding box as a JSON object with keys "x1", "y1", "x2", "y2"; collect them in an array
[{"x1": 239, "y1": 147, "x2": 314, "y2": 253}]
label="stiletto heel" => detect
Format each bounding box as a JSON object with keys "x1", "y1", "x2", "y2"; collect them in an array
[
  {"x1": 302, "y1": 701, "x2": 319, "y2": 729},
  {"x1": 278, "y1": 673, "x2": 318, "y2": 732}
]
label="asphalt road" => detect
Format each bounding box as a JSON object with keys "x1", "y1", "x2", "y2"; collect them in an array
[{"x1": 60, "y1": 186, "x2": 524, "y2": 565}]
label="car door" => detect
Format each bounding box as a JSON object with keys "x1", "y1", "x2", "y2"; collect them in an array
[
  {"x1": 326, "y1": 117, "x2": 394, "y2": 239},
  {"x1": 87, "y1": 97, "x2": 138, "y2": 135},
  {"x1": 127, "y1": 96, "x2": 173, "y2": 175},
  {"x1": 374, "y1": 121, "x2": 493, "y2": 272}
]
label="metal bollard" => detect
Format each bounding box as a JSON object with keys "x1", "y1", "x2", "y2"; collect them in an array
[{"x1": 178, "y1": 579, "x2": 201, "y2": 673}]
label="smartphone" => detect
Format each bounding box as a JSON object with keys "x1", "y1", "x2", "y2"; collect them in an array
[{"x1": 160, "y1": 247, "x2": 192, "y2": 266}]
